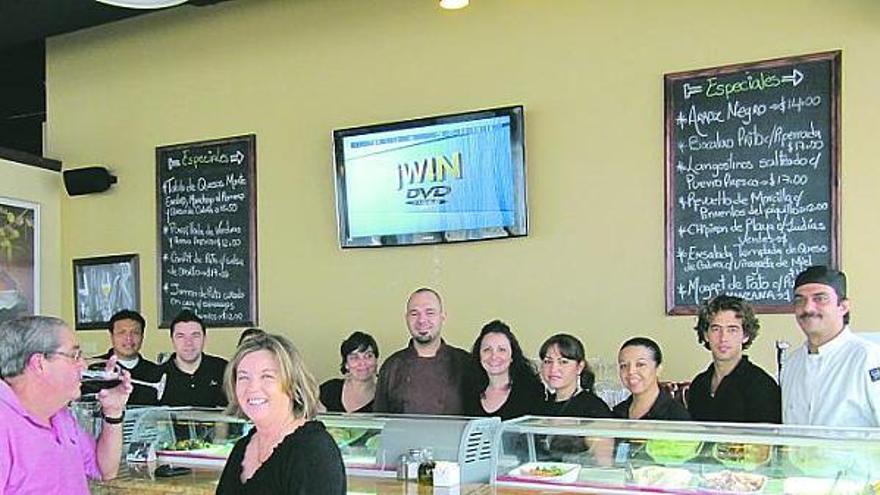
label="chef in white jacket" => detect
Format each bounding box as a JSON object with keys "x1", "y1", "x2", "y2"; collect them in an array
[{"x1": 781, "y1": 265, "x2": 880, "y2": 427}]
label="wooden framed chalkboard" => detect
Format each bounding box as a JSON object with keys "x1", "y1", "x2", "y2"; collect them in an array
[
  {"x1": 665, "y1": 51, "x2": 840, "y2": 315},
  {"x1": 156, "y1": 134, "x2": 257, "y2": 327}
]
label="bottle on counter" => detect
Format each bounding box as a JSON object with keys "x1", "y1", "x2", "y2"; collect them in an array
[
  {"x1": 397, "y1": 454, "x2": 408, "y2": 481},
  {"x1": 405, "y1": 448, "x2": 423, "y2": 481},
  {"x1": 417, "y1": 448, "x2": 435, "y2": 486}
]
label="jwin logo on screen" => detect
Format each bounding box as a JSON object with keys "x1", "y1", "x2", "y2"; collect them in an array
[{"x1": 397, "y1": 152, "x2": 463, "y2": 206}]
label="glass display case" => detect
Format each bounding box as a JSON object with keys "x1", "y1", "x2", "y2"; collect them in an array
[
  {"x1": 130, "y1": 407, "x2": 251, "y2": 467},
  {"x1": 493, "y1": 416, "x2": 880, "y2": 494},
  {"x1": 129, "y1": 408, "x2": 501, "y2": 482},
  {"x1": 320, "y1": 413, "x2": 501, "y2": 482}
]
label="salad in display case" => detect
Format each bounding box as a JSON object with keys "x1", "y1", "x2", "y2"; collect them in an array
[{"x1": 493, "y1": 416, "x2": 880, "y2": 494}]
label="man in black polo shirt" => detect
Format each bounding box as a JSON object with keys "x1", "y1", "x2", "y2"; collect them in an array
[
  {"x1": 85, "y1": 309, "x2": 162, "y2": 405},
  {"x1": 159, "y1": 310, "x2": 227, "y2": 407},
  {"x1": 688, "y1": 294, "x2": 781, "y2": 423}
]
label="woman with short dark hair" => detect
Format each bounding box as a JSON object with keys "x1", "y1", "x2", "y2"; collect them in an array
[{"x1": 319, "y1": 331, "x2": 379, "y2": 413}]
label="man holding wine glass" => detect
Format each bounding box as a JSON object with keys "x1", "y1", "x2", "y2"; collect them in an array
[
  {"x1": 0, "y1": 315, "x2": 133, "y2": 494},
  {"x1": 84, "y1": 309, "x2": 163, "y2": 405}
]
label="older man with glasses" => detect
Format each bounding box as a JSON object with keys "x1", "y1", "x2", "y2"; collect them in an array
[{"x1": 0, "y1": 315, "x2": 132, "y2": 494}]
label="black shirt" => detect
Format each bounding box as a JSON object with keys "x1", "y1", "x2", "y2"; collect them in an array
[
  {"x1": 217, "y1": 421, "x2": 346, "y2": 495},
  {"x1": 319, "y1": 378, "x2": 373, "y2": 413},
  {"x1": 688, "y1": 356, "x2": 781, "y2": 423},
  {"x1": 84, "y1": 350, "x2": 163, "y2": 405},
  {"x1": 543, "y1": 391, "x2": 613, "y2": 418},
  {"x1": 464, "y1": 378, "x2": 545, "y2": 420},
  {"x1": 159, "y1": 353, "x2": 228, "y2": 407},
  {"x1": 612, "y1": 388, "x2": 690, "y2": 421}
]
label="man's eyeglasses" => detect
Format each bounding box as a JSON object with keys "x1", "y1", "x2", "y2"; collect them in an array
[{"x1": 45, "y1": 348, "x2": 85, "y2": 362}]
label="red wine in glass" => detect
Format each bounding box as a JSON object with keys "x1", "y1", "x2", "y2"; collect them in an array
[{"x1": 80, "y1": 369, "x2": 122, "y2": 389}]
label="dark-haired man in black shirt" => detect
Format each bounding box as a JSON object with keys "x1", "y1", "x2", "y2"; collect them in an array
[
  {"x1": 84, "y1": 310, "x2": 162, "y2": 405},
  {"x1": 687, "y1": 295, "x2": 781, "y2": 423},
  {"x1": 159, "y1": 310, "x2": 227, "y2": 407}
]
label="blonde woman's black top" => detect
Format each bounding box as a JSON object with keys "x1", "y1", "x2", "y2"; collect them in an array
[{"x1": 216, "y1": 420, "x2": 346, "y2": 495}]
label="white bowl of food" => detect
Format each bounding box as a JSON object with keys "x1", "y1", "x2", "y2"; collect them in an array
[
  {"x1": 508, "y1": 462, "x2": 581, "y2": 483},
  {"x1": 631, "y1": 465, "x2": 693, "y2": 489}
]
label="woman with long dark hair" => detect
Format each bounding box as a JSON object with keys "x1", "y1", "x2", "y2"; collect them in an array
[{"x1": 465, "y1": 320, "x2": 544, "y2": 420}]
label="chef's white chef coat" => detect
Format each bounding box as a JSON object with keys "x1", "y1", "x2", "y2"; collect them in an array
[{"x1": 781, "y1": 327, "x2": 880, "y2": 427}]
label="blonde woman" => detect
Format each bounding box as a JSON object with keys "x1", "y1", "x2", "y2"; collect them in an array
[{"x1": 216, "y1": 333, "x2": 345, "y2": 494}]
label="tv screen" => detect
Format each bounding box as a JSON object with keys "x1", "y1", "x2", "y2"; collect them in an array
[{"x1": 333, "y1": 105, "x2": 527, "y2": 248}]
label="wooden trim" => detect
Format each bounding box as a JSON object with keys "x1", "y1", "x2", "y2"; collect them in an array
[{"x1": 0, "y1": 146, "x2": 61, "y2": 172}]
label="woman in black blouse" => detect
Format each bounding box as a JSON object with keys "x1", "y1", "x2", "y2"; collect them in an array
[
  {"x1": 612, "y1": 337, "x2": 689, "y2": 421},
  {"x1": 217, "y1": 333, "x2": 345, "y2": 494},
  {"x1": 539, "y1": 333, "x2": 611, "y2": 418},
  {"x1": 464, "y1": 320, "x2": 544, "y2": 420},
  {"x1": 538, "y1": 334, "x2": 613, "y2": 466},
  {"x1": 319, "y1": 331, "x2": 379, "y2": 413}
]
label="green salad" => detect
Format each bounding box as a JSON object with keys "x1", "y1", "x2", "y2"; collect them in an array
[{"x1": 645, "y1": 440, "x2": 702, "y2": 464}]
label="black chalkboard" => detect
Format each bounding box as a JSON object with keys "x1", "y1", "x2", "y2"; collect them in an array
[
  {"x1": 665, "y1": 51, "x2": 840, "y2": 314},
  {"x1": 156, "y1": 134, "x2": 257, "y2": 326}
]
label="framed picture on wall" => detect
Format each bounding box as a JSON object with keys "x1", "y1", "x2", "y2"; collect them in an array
[
  {"x1": 0, "y1": 196, "x2": 40, "y2": 325},
  {"x1": 73, "y1": 254, "x2": 139, "y2": 330}
]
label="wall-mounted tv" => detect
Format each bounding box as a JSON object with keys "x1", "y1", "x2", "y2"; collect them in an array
[{"x1": 333, "y1": 105, "x2": 527, "y2": 248}]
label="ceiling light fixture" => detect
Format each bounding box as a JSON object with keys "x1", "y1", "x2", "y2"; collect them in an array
[
  {"x1": 439, "y1": 0, "x2": 469, "y2": 10},
  {"x1": 95, "y1": 0, "x2": 188, "y2": 9}
]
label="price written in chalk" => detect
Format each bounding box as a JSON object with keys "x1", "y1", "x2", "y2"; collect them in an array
[
  {"x1": 665, "y1": 52, "x2": 839, "y2": 313},
  {"x1": 157, "y1": 135, "x2": 257, "y2": 326}
]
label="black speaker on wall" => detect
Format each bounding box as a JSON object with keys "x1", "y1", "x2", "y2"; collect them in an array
[{"x1": 63, "y1": 167, "x2": 117, "y2": 196}]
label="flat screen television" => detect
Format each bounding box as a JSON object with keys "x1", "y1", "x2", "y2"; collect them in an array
[{"x1": 333, "y1": 105, "x2": 528, "y2": 248}]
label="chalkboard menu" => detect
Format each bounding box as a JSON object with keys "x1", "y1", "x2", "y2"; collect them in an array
[
  {"x1": 156, "y1": 134, "x2": 257, "y2": 326},
  {"x1": 665, "y1": 51, "x2": 840, "y2": 314}
]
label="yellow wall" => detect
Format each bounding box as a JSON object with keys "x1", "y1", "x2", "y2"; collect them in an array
[
  {"x1": 46, "y1": 0, "x2": 880, "y2": 382},
  {"x1": 0, "y1": 158, "x2": 62, "y2": 317}
]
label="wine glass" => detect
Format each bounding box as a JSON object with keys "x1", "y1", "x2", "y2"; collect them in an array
[{"x1": 81, "y1": 364, "x2": 168, "y2": 400}]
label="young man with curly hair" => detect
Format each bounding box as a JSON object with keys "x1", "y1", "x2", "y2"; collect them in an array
[{"x1": 688, "y1": 294, "x2": 781, "y2": 423}]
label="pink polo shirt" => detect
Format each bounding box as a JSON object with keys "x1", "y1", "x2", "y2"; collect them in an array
[{"x1": 0, "y1": 380, "x2": 101, "y2": 495}]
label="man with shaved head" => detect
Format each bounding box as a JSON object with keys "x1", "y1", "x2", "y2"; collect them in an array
[{"x1": 374, "y1": 288, "x2": 475, "y2": 414}]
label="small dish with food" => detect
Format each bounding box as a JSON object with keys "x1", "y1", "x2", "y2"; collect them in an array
[{"x1": 507, "y1": 462, "x2": 582, "y2": 483}]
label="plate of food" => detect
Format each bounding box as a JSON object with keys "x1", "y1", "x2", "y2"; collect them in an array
[
  {"x1": 631, "y1": 465, "x2": 693, "y2": 489},
  {"x1": 646, "y1": 439, "x2": 703, "y2": 465},
  {"x1": 156, "y1": 439, "x2": 235, "y2": 466},
  {"x1": 713, "y1": 443, "x2": 771, "y2": 470},
  {"x1": 701, "y1": 470, "x2": 767, "y2": 494},
  {"x1": 507, "y1": 462, "x2": 582, "y2": 483}
]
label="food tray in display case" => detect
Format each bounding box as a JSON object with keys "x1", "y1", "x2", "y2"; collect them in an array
[
  {"x1": 319, "y1": 413, "x2": 501, "y2": 482},
  {"x1": 129, "y1": 407, "x2": 252, "y2": 468},
  {"x1": 492, "y1": 416, "x2": 880, "y2": 494}
]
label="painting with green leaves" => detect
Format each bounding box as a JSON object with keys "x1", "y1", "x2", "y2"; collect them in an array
[{"x1": 0, "y1": 197, "x2": 38, "y2": 324}]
